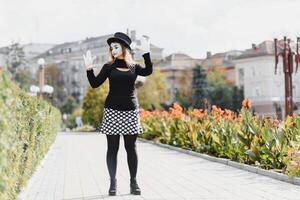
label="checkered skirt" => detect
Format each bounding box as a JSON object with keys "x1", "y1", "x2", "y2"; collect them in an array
[{"x1": 98, "y1": 107, "x2": 144, "y2": 135}]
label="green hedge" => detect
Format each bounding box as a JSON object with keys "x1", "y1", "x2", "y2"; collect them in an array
[{"x1": 0, "y1": 70, "x2": 62, "y2": 199}]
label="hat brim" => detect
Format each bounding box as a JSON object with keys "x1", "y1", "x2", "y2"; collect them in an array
[{"x1": 107, "y1": 37, "x2": 131, "y2": 50}]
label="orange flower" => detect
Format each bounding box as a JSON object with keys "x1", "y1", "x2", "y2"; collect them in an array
[
  {"x1": 151, "y1": 110, "x2": 160, "y2": 116},
  {"x1": 242, "y1": 98, "x2": 252, "y2": 109},
  {"x1": 211, "y1": 105, "x2": 224, "y2": 122},
  {"x1": 170, "y1": 102, "x2": 184, "y2": 119},
  {"x1": 223, "y1": 109, "x2": 234, "y2": 120},
  {"x1": 272, "y1": 119, "x2": 280, "y2": 128},
  {"x1": 170, "y1": 109, "x2": 185, "y2": 118},
  {"x1": 161, "y1": 111, "x2": 169, "y2": 118},
  {"x1": 212, "y1": 105, "x2": 218, "y2": 112},
  {"x1": 191, "y1": 108, "x2": 207, "y2": 119},
  {"x1": 172, "y1": 102, "x2": 183, "y2": 112},
  {"x1": 140, "y1": 110, "x2": 152, "y2": 120},
  {"x1": 211, "y1": 105, "x2": 224, "y2": 116}
]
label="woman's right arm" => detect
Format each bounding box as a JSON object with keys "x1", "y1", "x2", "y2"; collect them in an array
[{"x1": 86, "y1": 64, "x2": 110, "y2": 88}]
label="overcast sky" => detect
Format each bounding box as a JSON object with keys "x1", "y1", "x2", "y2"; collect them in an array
[{"x1": 1, "y1": 0, "x2": 300, "y2": 58}]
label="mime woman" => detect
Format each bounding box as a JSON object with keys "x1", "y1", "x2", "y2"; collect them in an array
[{"x1": 83, "y1": 32, "x2": 153, "y2": 196}]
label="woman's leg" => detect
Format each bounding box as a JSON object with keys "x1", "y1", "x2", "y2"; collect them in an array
[
  {"x1": 106, "y1": 134, "x2": 120, "y2": 179},
  {"x1": 123, "y1": 134, "x2": 138, "y2": 179}
]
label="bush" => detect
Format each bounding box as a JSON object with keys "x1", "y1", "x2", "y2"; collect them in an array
[
  {"x1": 284, "y1": 148, "x2": 300, "y2": 178},
  {"x1": 0, "y1": 70, "x2": 62, "y2": 199}
]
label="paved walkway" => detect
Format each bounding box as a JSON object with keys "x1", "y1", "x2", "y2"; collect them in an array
[{"x1": 18, "y1": 132, "x2": 300, "y2": 200}]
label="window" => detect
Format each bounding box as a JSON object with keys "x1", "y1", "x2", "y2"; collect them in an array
[
  {"x1": 238, "y1": 68, "x2": 244, "y2": 79},
  {"x1": 238, "y1": 68, "x2": 244, "y2": 86},
  {"x1": 255, "y1": 86, "x2": 261, "y2": 96}
]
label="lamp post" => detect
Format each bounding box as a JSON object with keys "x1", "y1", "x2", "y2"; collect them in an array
[
  {"x1": 37, "y1": 58, "x2": 45, "y2": 98},
  {"x1": 274, "y1": 36, "x2": 300, "y2": 117}
]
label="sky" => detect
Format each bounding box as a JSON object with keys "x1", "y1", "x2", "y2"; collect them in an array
[{"x1": 1, "y1": 0, "x2": 300, "y2": 58}]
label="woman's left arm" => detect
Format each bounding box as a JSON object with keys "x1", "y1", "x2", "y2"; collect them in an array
[{"x1": 136, "y1": 52, "x2": 153, "y2": 76}]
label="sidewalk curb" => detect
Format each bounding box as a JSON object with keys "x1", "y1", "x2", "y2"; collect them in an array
[{"x1": 137, "y1": 137, "x2": 300, "y2": 186}]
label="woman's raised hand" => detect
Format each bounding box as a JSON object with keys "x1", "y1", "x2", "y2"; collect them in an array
[
  {"x1": 139, "y1": 35, "x2": 151, "y2": 54},
  {"x1": 83, "y1": 50, "x2": 96, "y2": 70}
]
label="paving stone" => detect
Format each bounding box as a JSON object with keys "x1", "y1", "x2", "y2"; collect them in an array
[{"x1": 17, "y1": 131, "x2": 300, "y2": 200}]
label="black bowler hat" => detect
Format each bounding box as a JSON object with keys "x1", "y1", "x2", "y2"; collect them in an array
[{"x1": 107, "y1": 32, "x2": 132, "y2": 50}]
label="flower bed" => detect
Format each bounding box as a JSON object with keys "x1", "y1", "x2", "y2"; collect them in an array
[{"x1": 139, "y1": 99, "x2": 300, "y2": 178}]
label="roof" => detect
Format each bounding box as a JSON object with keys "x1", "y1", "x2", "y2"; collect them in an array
[
  {"x1": 201, "y1": 50, "x2": 243, "y2": 69},
  {"x1": 157, "y1": 53, "x2": 203, "y2": 70},
  {"x1": 34, "y1": 33, "x2": 115, "y2": 58},
  {"x1": 233, "y1": 39, "x2": 292, "y2": 60},
  {"x1": 35, "y1": 32, "x2": 163, "y2": 58}
]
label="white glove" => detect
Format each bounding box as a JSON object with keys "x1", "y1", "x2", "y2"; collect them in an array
[
  {"x1": 139, "y1": 35, "x2": 151, "y2": 54},
  {"x1": 83, "y1": 50, "x2": 96, "y2": 70}
]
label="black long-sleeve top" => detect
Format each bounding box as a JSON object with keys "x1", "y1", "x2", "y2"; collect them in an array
[{"x1": 86, "y1": 52, "x2": 153, "y2": 111}]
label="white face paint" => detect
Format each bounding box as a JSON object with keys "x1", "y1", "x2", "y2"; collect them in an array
[{"x1": 110, "y1": 42, "x2": 123, "y2": 59}]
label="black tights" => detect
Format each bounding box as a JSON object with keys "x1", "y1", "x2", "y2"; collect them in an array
[{"x1": 106, "y1": 134, "x2": 138, "y2": 180}]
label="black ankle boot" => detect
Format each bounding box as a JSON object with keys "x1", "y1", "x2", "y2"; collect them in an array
[
  {"x1": 130, "y1": 178, "x2": 141, "y2": 195},
  {"x1": 108, "y1": 178, "x2": 117, "y2": 196}
]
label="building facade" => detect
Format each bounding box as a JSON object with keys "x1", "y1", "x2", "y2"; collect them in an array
[{"x1": 201, "y1": 50, "x2": 243, "y2": 85}]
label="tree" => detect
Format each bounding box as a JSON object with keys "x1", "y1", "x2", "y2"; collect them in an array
[
  {"x1": 207, "y1": 68, "x2": 243, "y2": 110},
  {"x1": 208, "y1": 84, "x2": 233, "y2": 109},
  {"x1": 82, "y1": 80, "x2": 109, "y2": 128},
  {"x1": 232, "y1": 86, "x2": 244, "y2": 112},
  {"x1": 6, "y1": 42, "x2": 26, "y2": 80},
  {"x1": 61, "y1": 96, "x2": 77, "y2": 114},
  {"x1": 14, "y1": 68, "x2": 32, "y2": 91},
  {"x1": 137, "y1": 68, "x2": 169, "y2": 110},
  {"x1": 192, "y1": 65, "x2": 208, "y2": 109},
  {"x1": 175, "y1": 88, "x2": 191, "y2": 108},
  {"x1": 207, "y1": 68, "x2": 227, "y2": 87},
  {"x1": 42, "y1": 63, "x2": 66, "y2": 108},
  {"x1": 175, "y1": 70, "x2": 193, "y2": 109}
]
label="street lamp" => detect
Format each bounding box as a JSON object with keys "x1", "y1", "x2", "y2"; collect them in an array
[
  {"x1": 43, "y1": 84, "x2": 54, "y2": 104},
  {"x1": 37, "y1": 58, "x2": 45, "y2": 98},
  {"x1": 274, "y1": 37, "x2": 300, "y2": 117}
]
